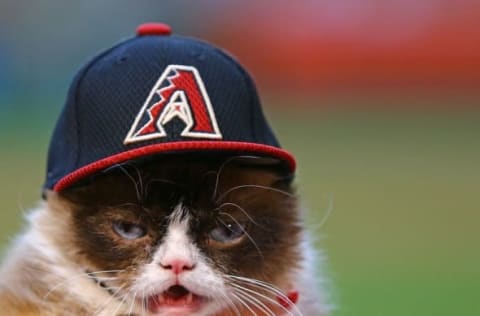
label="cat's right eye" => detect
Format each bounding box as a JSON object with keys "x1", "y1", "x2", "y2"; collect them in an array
[{"x1": 112, "y1": 221, "x2": 146, "y2": 240}]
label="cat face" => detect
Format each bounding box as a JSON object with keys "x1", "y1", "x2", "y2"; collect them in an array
[{"x1": 55, "y1": 156, "x2": 302, "y2": 315}]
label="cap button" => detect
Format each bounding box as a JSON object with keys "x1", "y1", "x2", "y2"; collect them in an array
[{"x1": 136, "y1": 23, "x2": 172, "y2": 36}]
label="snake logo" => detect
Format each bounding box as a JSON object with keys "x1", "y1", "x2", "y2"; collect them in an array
[{"x1": 124, "y1": 65, "x2": 222, "y2": 144}]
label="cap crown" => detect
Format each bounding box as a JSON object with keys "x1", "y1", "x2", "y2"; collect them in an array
[{"x1": 45, "y1": 29, "x2": 294, "y2": 191}]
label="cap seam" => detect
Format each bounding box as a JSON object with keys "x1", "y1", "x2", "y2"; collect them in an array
[
  {"x1": 71, "y1": 37, "x2": 139, "y2": 170},
  {"x1": 209, "y1": 47, "x2": 258, "y2": 141},
  {"x1": 157, "y1": 35, "x2": 259, "y2": 141}
]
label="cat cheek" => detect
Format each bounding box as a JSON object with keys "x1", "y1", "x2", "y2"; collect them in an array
[{"x1": 75, "y1": 227, "x2": 151, "y2": 267}]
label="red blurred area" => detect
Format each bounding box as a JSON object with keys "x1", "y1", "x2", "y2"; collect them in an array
[{"x1": 207, "y1": 1, "x2": 480, "y2": 96}]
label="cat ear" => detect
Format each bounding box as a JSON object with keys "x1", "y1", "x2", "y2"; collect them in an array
[
  {"x1": 272, "y1": 171, "x2": 295, "y2": 188},
  {"x1": 51, "y1": 172, "x2": 139, "y2": 207},
  {"x1": 234, "y1": 157, "x2": 296, "y2": 188},
  {"x1": 45, "y1": 182, "x2": 104, "y2": 210},
  {"x1": 56, "y1": 185, "x2": 95, "y2": 206},
  {"x1": 255, "y1": 167, "x2": 295, "y2": 192},
  {"x1": 44, "y1": 189, "x2": 79, "y2": 213}
]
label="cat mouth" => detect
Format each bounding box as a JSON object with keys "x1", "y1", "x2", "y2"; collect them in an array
[{"x1": 146, "y1": 285, "x2": 207, "y2": 314}]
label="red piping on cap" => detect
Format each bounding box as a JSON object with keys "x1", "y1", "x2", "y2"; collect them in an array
[{"x1": 53, "y1": 141, "x2": 296, "y2": 192}]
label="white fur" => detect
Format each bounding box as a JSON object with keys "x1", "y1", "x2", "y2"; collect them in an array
[
  {"x1": 295, "y1": 233, "x2": 333, "y2": 315},
  {"x1": 132, "y1": 203, "x2": 229, "y2": 316}
]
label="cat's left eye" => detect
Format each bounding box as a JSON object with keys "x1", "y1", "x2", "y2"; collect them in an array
[
  {"x1": 112, "y1": 221, "x2": 146, "y2": 240},
  {"x1": 209, "y1": 221, "x2": 246, "y2": 244}
]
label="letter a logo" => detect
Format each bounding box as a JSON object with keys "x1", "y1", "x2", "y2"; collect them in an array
[{"x1": 124, "y1": 65, "x2": 222, "y2": 144}]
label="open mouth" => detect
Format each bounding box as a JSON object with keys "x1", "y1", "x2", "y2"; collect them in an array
[{"x1": 146, "y1": 285, "x2": 207, "y2": 314}]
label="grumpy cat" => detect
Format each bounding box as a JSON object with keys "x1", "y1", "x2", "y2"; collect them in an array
[{"x1": 0, "y1": 156, "x2": 329, "y2": 315}]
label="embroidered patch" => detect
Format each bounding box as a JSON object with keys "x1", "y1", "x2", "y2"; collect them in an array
[{"x1": 124, "y1": 65, "x2": 222, "y2": 144}]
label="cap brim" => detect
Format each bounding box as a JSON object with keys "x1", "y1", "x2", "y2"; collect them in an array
[{"x1": 53, "y1": 141, "x2": 296, "y2": 192}]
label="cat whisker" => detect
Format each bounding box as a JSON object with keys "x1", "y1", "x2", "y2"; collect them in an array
[
  {"x1": 141, "y1": 287, "x2": 146, "y2": 316},
  {"x1": 110, "y1": 286, "x2": 131, "y2": 316},
  {"x1": 225, "y1": 291, "x2": 243, "y2": 316},
  {"x1": 143, "y1": 178, "x2": 181, "y2": 199},
  {"x1": 108, "y1": 203, "x2": 141, "y2": 209},
  {"x1": 91, "y1": 283, "x2": 127, "y2": 316},
  {"x1": 216, "y1": 184, "x2": 294, "y2": 203},
  {"x1": 43, "y1": 269, "x2": 123, "y2": 301},
  {"x1": 231, "y1": 292, "x2": 258, "y2": 316},
  {"x1": 216, "y1": 202, "x2": 264, "y2": 229},
  {"x1": 43, "y1": 274, "x2": 85, "y2": 300},
  {"x1": 312, "y1": 194, "x2": 335, "y2": 230},
  {"x1": 233, "y1": 290, "x2": 276, "y2": 316},
  {"x1": 218, "y1": 214, "x2": 264, "y2": 259},
  {"x1": 226, "y1": 275, "x2": 286, "y2": 297},
  {"x1": 124, "y1": 275, "x2": 146, "y2": 316},
  {"x1": 126, "y1": 289, "x2": 138, "y2": 316},
  {"x1": 146, "y1": 284, "x2": 163, "y2": 306},
  {"x1": 115, "y1": 164, "x2": 143, "y2": 202},
  {"x1": 87, "y1": 276, "x2": 119, "y2": 281},
  {"x1": 131, "y1": 164, "x2": 144, "y2": 203},
  {"x1": 212, "y1": 155, "x2": 265, "y2": 201},
  {"x1": 85, "y1": 269, "x2": 124, "y2": 277},
  {"x1": 231, "y1": 283, "x2": 295, "y2": 316},
  {"x1": 88, "y1": 270, "x2": 127, "y2": 281},
  {"x1": 226, "y1": 275, "x2": 304, "y2": 316}
]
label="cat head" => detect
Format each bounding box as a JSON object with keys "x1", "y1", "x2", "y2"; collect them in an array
[{"x1": 46, "y1": 155, "x2": 302, "y2": 315}]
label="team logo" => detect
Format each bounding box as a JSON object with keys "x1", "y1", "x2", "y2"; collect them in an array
[{"x1": 124, "y1": 65, "x2": 222, "y2": 144}]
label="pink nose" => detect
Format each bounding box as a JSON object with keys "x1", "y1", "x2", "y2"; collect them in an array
[{"x1": 160, "y1": 259, "x2": 195, "y2": 274}]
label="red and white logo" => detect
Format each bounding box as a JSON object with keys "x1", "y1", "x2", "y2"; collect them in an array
[{"x1": 124, "y1": 65, "x2": 222, "y2": 144}]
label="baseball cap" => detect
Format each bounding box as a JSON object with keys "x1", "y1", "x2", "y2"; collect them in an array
[{"x1": 44, "y1": 23, "x2": 296, "y2": 192}]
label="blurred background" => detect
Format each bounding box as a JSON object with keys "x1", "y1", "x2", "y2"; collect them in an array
[{"x1": 0, "y1": 1, "x2": 479, "y2": 315}]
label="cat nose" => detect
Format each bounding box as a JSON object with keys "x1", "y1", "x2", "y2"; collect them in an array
[{"x1": 159, "y1": 259, "x2": 195, "y2": 274}]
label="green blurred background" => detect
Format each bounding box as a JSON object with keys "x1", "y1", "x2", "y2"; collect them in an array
[{"x1": 1, "y1": 1, "x2": 479, "y2": 315}]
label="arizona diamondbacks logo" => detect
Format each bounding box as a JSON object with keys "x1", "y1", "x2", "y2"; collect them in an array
[{"x1": 124, "y1": 65, "x2": 222, "y2": 144}]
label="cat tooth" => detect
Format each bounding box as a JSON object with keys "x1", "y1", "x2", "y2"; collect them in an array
[
  {"x1": 157, "y1": 294, "x2": 165, "y2": 304},
  {"x1": 186, "y1": 292, "x2": 193, "y2": 304}
]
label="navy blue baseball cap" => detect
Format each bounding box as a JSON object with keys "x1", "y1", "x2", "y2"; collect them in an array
[{"x1": 44, "y1": 23, "x2": 296, "y2": 192}]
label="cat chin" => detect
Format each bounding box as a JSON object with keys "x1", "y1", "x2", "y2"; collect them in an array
[
  {"x1": 141, "y1": 289, "x2": 227, "y2": 316},
  {"x1": 146, "y1": 301, "x2": 218, "y2": 316},
  {"x1": 141, "y1": 285, "x2": 219, "y2": 314}
]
